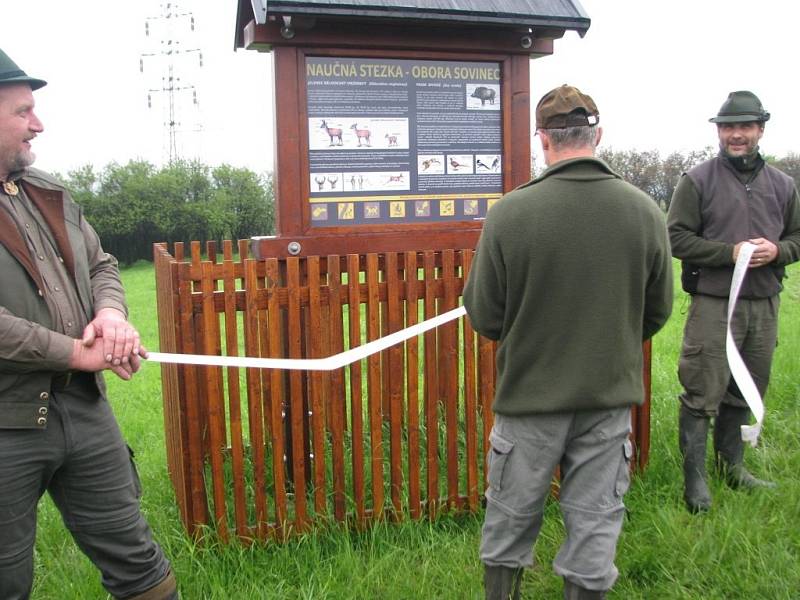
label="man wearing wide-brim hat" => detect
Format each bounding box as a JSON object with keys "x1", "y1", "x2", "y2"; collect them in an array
[
  {"x1": 464, "y1": 85, "x2": 673, "y2": 600},
  {"x1": 668, "y1": 91, "x2": 800, "y2": 514},
  {"x1": 0, "y1": 48, "x2": 177, "y2": 599}
]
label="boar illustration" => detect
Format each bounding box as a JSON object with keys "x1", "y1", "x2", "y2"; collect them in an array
[{"x1": 471, "y1": 86, "x2": 496, "y2": 106}]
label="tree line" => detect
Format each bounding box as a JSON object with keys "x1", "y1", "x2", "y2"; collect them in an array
[
  {"x1": 534, "y1": 149, "x2": 800, "y2": 211},
  {"x1": 598, "y1": 148, "x2": 800, "y2": 211},
  {"x1": 60, "y1": 151, "x2": 799, "y2": 264},
  {"x1": 61, "y1": 160, "x2": 274, "y2": 265}
]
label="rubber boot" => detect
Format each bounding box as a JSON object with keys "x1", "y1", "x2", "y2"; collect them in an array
[
  {"x1": 714, "y1": 404, "x2": 776, "y2": 490},
  {"x1": 678, "y1": 405, "x2": 712, "y2": 513},
  {"x1": 483, "y1": 565, "x2": 523, "y2": 600},
  {"x1": 123, "y1": 569, "x2": 179, "y2": 600},
  {"x1": 563, "y1": 578, "x2": 606, "y2": 600}
]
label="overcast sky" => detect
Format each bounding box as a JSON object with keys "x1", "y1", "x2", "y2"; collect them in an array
[{"x1": 3, "y1": 0, "x2": 796, "y2": 177}]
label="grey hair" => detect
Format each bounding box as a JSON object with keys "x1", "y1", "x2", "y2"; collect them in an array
[{"x1": 540, "y1": 125, "x2": 598, "y2": 151}]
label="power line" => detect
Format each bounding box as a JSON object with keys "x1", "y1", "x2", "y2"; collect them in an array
[{"x1": 140, "y1": 2, "x2": 203, "y2": 164}]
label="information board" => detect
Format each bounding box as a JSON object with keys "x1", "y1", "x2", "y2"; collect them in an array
[{"x1": 306, "y1": 57, "x2": 503, "y2": 226}]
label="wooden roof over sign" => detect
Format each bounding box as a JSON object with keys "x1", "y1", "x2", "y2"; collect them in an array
[{"x1": 234, "y1": 0, "x2": 591, "y2": 49}]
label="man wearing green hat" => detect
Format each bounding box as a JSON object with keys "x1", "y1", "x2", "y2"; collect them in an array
[
  {"x1": 464, "y1": 85, "x2": 673, "y2": 600},
  {"x1": 668, "y1": 91, "x2": 800, "y2": 513},
  {"x1": 0, "y1": 48, "x2": 177, "y2": 599}
]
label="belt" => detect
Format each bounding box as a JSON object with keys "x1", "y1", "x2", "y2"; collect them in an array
[{"x1": 51, "y1": 371, "x2": 92, "y2": 392}]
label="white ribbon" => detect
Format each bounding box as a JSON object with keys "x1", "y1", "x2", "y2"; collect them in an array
[
  {"x1": 147, "y1": 306, "x2": 466, "y2": 372},
  {"x1": 726, "y1": 242, "x2": 764, "y2": 447}
]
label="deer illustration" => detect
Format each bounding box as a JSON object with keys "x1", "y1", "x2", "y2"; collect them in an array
[
  {"x1": 320, "y1": 120, "x2": 343, "y2": 146},
  {"x1": 385, "y1": 133, "x2": 398, "y2": 147},
  {"x1": 314, "y1": 175, "x2": 326, "y2": 191},
  {"x1": 350, "y1": 124, "x2": 371, "y2": 147},
  {"x1": 327, "y1": 175, "x2": 339, "y2": 189},
  {"x1": 384, "y1": 174, "x2": 404, "y2": 185}
]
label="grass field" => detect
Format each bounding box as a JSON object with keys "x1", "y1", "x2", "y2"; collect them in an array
[{"x1": 31, "y1": 260, "x2": 800, "y2": 599}]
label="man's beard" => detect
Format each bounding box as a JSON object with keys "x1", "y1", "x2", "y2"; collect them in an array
[{"x1": 9, "y1": 149, "x2": 36, "y2": 173}]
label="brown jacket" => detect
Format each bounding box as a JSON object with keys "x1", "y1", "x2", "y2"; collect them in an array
[{"x1": 0, "y1": 168, "x2": 126, "y2": 428}]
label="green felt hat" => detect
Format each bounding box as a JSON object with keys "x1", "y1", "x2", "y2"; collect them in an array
[
  {"x1": 709, "y1": 90, "x2": 769, "y2": 123},
  {"x1": 0, "y1": 48, "x2": 47, "y2": 91}
]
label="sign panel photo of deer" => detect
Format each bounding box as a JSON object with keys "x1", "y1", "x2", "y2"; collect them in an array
[{"x1": 306, "y1": 57, "x2": 502, "y2": 226}]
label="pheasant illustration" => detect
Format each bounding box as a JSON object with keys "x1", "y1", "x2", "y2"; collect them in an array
[{"x1": 450, "y1": 158, "x2": 467, "y2": 171}]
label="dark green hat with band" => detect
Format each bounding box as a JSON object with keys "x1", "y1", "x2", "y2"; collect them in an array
[
  {"x1": 709, "y1": 90, "x2": 769, "y2": 123},
  {"x1": 0, "y1": 48, "x2": 47, "y2": 90}
]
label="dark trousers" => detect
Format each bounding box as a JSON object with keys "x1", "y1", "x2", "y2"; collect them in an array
[
  {"x1": 678, "y1": 294, "x2": 779, "y2": 415},
  {"x1": 0, "y1": 376, "x2": 171, "y2": 599}
]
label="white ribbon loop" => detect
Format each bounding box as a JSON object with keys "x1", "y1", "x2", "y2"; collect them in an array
[
  {"x1": 147, "y1": 306, "x2": 467, "y2": 372},
  {"x1": 726, "y1": 242, "x2": 764, "y2": 447}
]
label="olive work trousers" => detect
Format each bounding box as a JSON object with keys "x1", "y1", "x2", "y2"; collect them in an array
[
  {"x1": 678, "y1": 294, "x2": 779, "y2": 416},
  {"x1": 0, "y1": 375, "x2": 172, "y2": 599},
  {"x1": 480, "y1": 408, "x2": 633, "y2": 592}
]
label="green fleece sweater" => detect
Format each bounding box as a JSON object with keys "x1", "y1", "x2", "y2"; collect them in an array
[{"x1": 463, "y1": 157, "x2": 673, "y2": 415}]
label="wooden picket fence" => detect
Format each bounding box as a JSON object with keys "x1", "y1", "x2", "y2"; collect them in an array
[{"x1": 153, "y1": 240, "x2": 651, "y2": 543}]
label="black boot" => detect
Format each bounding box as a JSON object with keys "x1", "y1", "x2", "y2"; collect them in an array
[
  {"x1": 714, "y1": 404, "x2": 776, "y2": 490},
  {"x1": 484, "y1": 565, "x2": 523, "y2": 600},
  {"x1": 678, "y1": 405, "x2": 712, "y2": 513},
  {"x1": 563, "y1": 578, "x2": 606, "y2": 599}
]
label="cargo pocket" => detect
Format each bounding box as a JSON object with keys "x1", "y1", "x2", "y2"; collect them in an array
[
  {"x1": 615, "y1": 439, "x2": 633, "y2": 498},
  {"x1": 678, "y1": 343, "x2": 704, "y2": 396},
  {"x1": 487, "y1": 430, "x2": 514, "y2": 492},
  {"x1": 127, "y1": 445, "x2": 143, "y2": 498}
]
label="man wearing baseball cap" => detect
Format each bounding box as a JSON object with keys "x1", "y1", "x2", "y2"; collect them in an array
[
  {"x1": 464, "y1": 85, "x2": 673, "y2": 599},
  {"x1": 0, "y1": 48, "x2": 177, "y2": 599},
  {"x1": 667, "y1": 91, "x2": 800, "y2": 513}
]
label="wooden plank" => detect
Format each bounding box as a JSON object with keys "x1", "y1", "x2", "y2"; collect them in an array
[
  {"x1": 176, "y1": 266, "x2": 209, "y2": 532},
  {"x1": 237, "y1": 239, "x2": 249, "y2": 260},
  {"x1": 347, "y1": 254, "x2": 366, "y2": 524},
  {"x1": 265, "y1": 258, "x2": 289, "y2": 530},
  {"x1": 403, "y1": 251, "x2": 421, "y2": 519},
  {"x1": 190, "y1": 241, "x2": 201, "y2": 272},
  {"x1": 460, "y1": 250, "x2": 479, "y2": 510},
  {"x1": 222, "y1": 240, "x2": 234, "y2": 261},
  {"x1": 243, "y1": 259, "x2": 269, "y2": 539},
  {"x1": 365, "y1": 253, "x2": 384, "y2": 520},
  {"x1": 326, "y1": 255, "x2": 347, "y2": 521},
  {"x1": 385, "y1": 252, "x2": 403, "y2": 518},
  {"x1": 422, "y1": 251, "x2": 439, "y2": 516},
  {"x1": 153, "y1": 247, "x2": 191, "y2": 530},
  {"x1": 440, "y1": 250, "x2": 459, "y2": 508},
  {"x1": 222, "y1": 258, "x2": 249, "y2": 538},
  {"x1": 307, "y1": 256, "x2": 328, "y2": 515},
  {"x1": 201, "y1": 261, "x2": 229, "y2": 541},
  {"x1": 207, "y1": 240, "x2": 218, "y2": 264},
  {"x1": 286, "y1": 258, "x2": 308, "y2": 528}
]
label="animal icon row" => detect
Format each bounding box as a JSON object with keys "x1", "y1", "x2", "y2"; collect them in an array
[{"x1": 310, "y1": 197, "x2": 502, "y2": 222}]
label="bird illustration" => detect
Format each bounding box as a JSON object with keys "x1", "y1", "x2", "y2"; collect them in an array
[
  {"x1": 476, "y1": 159, "x2": 491, "y2": 170},
  {"x1": 421, "y1": 158, "x2": 440, "y2": 171},
  {"x1": 450, "y1": 158, "x2": 465, "y2": 171},
  {"x1": 491, "y1": 157, "x2": 500, "y2": 171}
]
